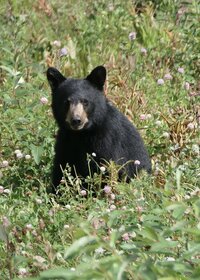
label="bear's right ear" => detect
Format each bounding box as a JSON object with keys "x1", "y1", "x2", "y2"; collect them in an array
[{"x1": 47, "y1": 67, "x2": 66, "y2": 90}]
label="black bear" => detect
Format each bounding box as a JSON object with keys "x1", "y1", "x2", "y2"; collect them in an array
[{"x1": 47, "y1": 66, "x2": 151, "y2": 191}]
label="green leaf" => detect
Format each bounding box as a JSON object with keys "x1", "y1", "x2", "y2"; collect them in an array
[
  {"x1": 64, "y1": 236, "x2": 97, "y2": 259},
  {"x1": 30, "y1": 144, "x2": 44, "y2": 165}
]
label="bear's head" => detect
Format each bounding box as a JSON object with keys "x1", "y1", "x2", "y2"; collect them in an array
[{"x1": 47, "y1": 66, "x2": 107, "y2": 131}]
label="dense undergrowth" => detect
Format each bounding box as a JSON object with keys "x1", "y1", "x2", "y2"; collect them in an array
[{"x1": 0, "y1": 0, "x2": 200, "y2": 279}]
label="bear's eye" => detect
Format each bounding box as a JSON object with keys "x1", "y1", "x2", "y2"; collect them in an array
[{"x1": 82, "y1": 99, "x2": 89, "y2": 107}]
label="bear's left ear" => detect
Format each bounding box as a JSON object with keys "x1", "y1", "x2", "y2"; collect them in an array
[
  {"x1": 47, "y1": 67, "x2": 66, "y2": 90},
  {"x1": 86, "y1": 66, "x2": 106, "y2": 90}
]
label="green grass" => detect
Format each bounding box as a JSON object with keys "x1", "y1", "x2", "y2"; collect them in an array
[{"x1": 0, "y1": 0, "x2": 200, "y2": 279}]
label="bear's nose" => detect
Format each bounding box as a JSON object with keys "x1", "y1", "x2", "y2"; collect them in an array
[{"x1": 71, "y1": 116, "x2": 81, "y2": 127}]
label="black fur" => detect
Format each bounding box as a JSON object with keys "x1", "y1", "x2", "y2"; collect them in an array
[{"x1": 47, "y1": 66, "x2": 151, "y2": 191}]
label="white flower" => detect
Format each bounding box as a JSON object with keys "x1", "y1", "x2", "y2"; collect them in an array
[
  {"x1": 35, "y1": 198, "x2": 43, "y2": 204},
  {"x1": 25, "y1": 154, "x2": 31, "y2": 160},
  {"x1": 65, "y1": 204, "x2": 71, "y2": 209},
  {"x1": 155, "y1": 120, "x2": 162, "y2": 126},
  {"x1": 134, "y1": 160, "x2": 141, "y2": 165},
  {"x1": 163, "y1": 132, "x2": 170, "y2": 138},
  {"x1": 52, "y1": 40, "x2": 61, "y2": 47},
  {"x1": 187, "y1": 122, "x2": 195, "y2": 130},
  {"x1": 92, "y1": 152, "x2": 96, "y2": 157},
  {"x1": 110, "y1": 204, "x2": 116, "y2": 211},
  {"x1": 14, "y1": 149, "x2": 21, "y2": 154},
  {"x1": 18, "y1": 267, "x2": 27, "y2": 275},
  {"x1": 64, "y1": 224, "x2": 70, "y2": 229},
  {"x1": 16, "y1": 152, "x2": 24, "y2": 159},
  {"x1": 95, "y1": 247, "x2": 105, "y2": 254},
  {"x1": 0, "y1": 186, "x2": 4, "y2": 193},
  {"x1": 80, "y1": 190, "x2": 87, "y2": 196},
  {"x1": 3, "y1": 189, "x2": 11, "y2": 194},
  {"x1": 164, "y1": 73, "x2": 173, "y2": 80},
  {"x1": 40, "y1": 97, "x2": 48, "y2": 104},
  {"x1": 110, "y1": 193, "x2": 115, "y2": 200},
  {"x1": 26, "y1": 224, "x2": 33, "y2": 230},
  {"x1": 1, "y1": 160, "x2": 9, "y2": 167},
  {"x1": 157, "y1": 78, "x2": 164, "y2": 85},
  {"x1": 100, "y1": 166, "x2": 106, "y2": 172}
]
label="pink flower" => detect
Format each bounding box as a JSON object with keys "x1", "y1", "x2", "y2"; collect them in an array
[
  {"x1": 164, "y1": 73, "x2": 173, "y2": 80},
  {"x1": 129, "y1": 32, "x2": 136, "y2": 40},
  {"x1": 157, "y1": 79, "x2": 164, "y2": 85},
  {"x1": 104, "y1": 185, "x2": 111, "y2": 194},
  {"x1": 178, "y1": 67, "x2": 184, "y2": 74},
  {"x1": 40, "y1": 97, "x2": 48, "y2": 105},
  {"x1": 60, "y1": 47, "x2": 68, "y2": 57},
  {"x1": 122, "y1": 232, "x2": 130, "y2": 241},
  {"x1": 110, "y1": 204, "x2": 116, "y2": 211},
  {"x1": 80, "y1": 190, "x2": 87, "y2": 196},
  {"x1": 187, "y1": 122, "x2": 195, "y2": 130},
  {"x1": 140, "y1": 114, "x2": 147, "y2": 120},
  {"x1": 140, "y1": 47, "x2": 147, "y2": 55},
  {"x1": 110, "y1": 193, "x2": 115, "y2": 200}
]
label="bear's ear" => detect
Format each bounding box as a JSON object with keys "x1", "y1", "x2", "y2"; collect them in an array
[
  {"x1": 86, "y1": 66, "x2": 106, "y2": 90},
  {"x1": 47, "y1": 67, "x2": 66, "y2": 90}
]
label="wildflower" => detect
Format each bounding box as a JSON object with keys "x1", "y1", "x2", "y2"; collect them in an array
[
  {"x1": 104, "y1": 185, "x2": 111, "y2": 194},
  {"x1": 80, "y1": 189, "x2": 87, "y2": 196},
  {"x1": 1, "y1": 160, "x2": 9, "y2": 168},
  {"x1": 26, "y1": 224, "x2": 33, "y2": 230},
  {"x1": 140, "y1": 47, "x2": 147, "y2": 55},
  {"x1": 122, "y1": 232, "x2": 130, "y2": 241},
  {"x1": 134, "y1": 160, "x2": 141, "y2": 165},
  {"x1": 178, "y1": 67, "x2": 184, "y2": 74},
  {"x1": 110, "y1": 204, "x2": 116, "y2": 211},
  {"x1": 95, "y1": 247, "x2": 105, "y2": 254},
  {"x1": 164, "y1": 73, "x2": 173, "y2": 80},
  {"x1": 25, "y1": 154, "x2": 31, "y2": 160},
  {"x1": 146, "y1": 114, "x2": 152, "y2": 119},
  {"x1": 0, "y1": 186, "x2": 4, "y2": 193},
  {"x1": 52, "y1": 40, "x2": 61, "y2": 47},
  {"x1": 184, "y1": 82, "x2": 190, "y2": 90},
  {"x1": 16, "y1": 152, "x2": 23, "y2": 159},
  {"x1": 187, "y1": 122, "x2": 195, "y2": 130},
  {"x1": 64, "y1": 224, "x2": 70, "y2": 229},
  {"x1": 18, "y1": 268, "x2": 27, "y2": 276},
  {"x1": 35, "y1": 198, "x2": 43, "y2": 204},
  {"x1": 136, "y1": 206, "x2": 143, "y2": 213},
  {"x1": 155, "y1": 120, "x2": 162, "y2": 126},
  {"x1": 119, "y1": 225, "x2": 125, "y2": 232},
  {"x1": 140, "y1": 114, "x2": 147, "y2": 120},
  {"x1": 40, "y1": 97, "x2": 48, "y2": 104},
  {"x1": 60, "y1": 47, "x2": 68, "y2": 57},
  {"x1": 14, "y1": 149, "x2": 21, "y2": 154},
  {"x1": 108, "y1": 3, "x2": 114, "y2": 11},
  {"x1": 129, "y1": 32, "x2": 136, "y2": 41},
  {"x1": 157, "y1": 78, "x2": 164, "y2": 85},
  {"x1": 70, "y1": 267, "x2": 76, "y2": 271},
  {"x1": 100, "y1": 166, "x2": 106, "y2": 172},
  {"x1": 122, "y1": 206, "x2": 127, "y2": 210},
  {"x1": 3, "y1": 189, "x2": 11, "y2": 194},
  {"x1": 65, "y1": 204, "x2": 71, "y2": 209},
  {"x1": 92, "y1": 152, "x2": 96, "y2": 157},
  {"x1": 110, "y1": 193, "x2": 115, "y2": 200},
  {"x1": 163, "y1": 132, "x2": 170, "y2": 138}
]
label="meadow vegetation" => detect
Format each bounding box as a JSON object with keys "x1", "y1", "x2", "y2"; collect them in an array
[{"x1": 0, "y1": 0, "x2": 200, "y2": 279}]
